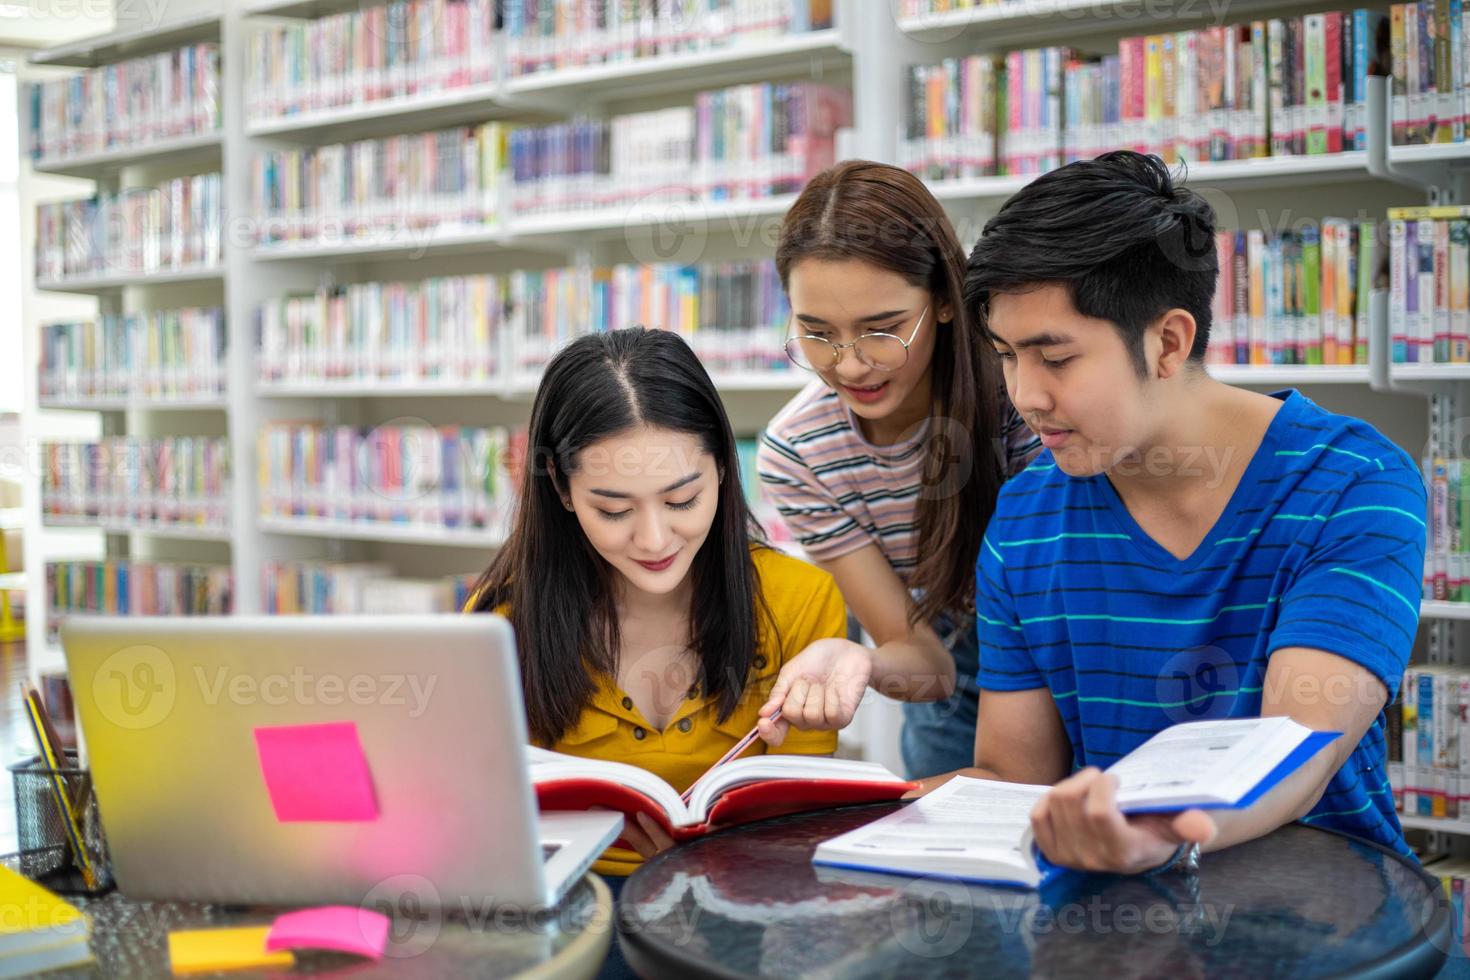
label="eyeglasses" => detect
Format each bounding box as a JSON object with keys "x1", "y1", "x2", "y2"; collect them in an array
[{"x1": 784, "y1": 306, "x2": 929, "y2": 373}]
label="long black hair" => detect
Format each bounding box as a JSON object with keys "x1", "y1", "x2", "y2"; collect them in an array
[
  {"x1": 470, "y1": 327, "x2": 770, "y2": 745},
  {"x1": 777, "y1": 160, "x2": 1007, "y2": 626}
]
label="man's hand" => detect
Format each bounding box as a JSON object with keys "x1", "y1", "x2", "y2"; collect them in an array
[{"x1": 1031, "y1": 768, "x2": 1218, "y2": 874}]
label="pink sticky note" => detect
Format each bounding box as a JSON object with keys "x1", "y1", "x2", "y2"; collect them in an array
[
  {"x1": 253, "y1": 722, "x2": 379, "y2": 822},
  {"x1": 266, "y1": 906, "x2": 390, "y2": 961}
]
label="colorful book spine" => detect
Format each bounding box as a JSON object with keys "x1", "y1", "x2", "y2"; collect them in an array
[
  {"x1": 34, "y1": 173, "x2": 222, "y2": 282},
  {"x1": 39, "y1": 437, "x2": 230, "y2": 530},
  {"x1": 39, "y1": 308, "x2": 226, "y2": 402},
  {"x1": 246, "y1": 0, "x2": 499, "y2": 122},
  {"x1": 257, "y1": 276, "x2": 501, "y2": 385},
  {"x1": 47, "y1": 560, "x2": 232, "y2": 636},
  {"x1": 26, "y1": 43, "x2": 220, "y2": 163},
  {"x1": 1204, "y1": 219, "x2": 1369, "y2": 366},
  {"x1": 258, "y1": 422, "x2": 519, "y2": 533},
  {"x1": 253, "y1": 125, "x2": 505, "y2": 245}
]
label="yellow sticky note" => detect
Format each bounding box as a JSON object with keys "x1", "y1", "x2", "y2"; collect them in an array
[{"x1": 168, "y1": 926, "x2": 296, "y2": 974}]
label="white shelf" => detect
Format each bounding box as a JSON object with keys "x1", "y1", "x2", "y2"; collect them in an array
[
  {"x1": 253, "y1": 227, "x2": 503, "y2": 262},
  {"x1": 703, "y1": 371, "x2": 811, "y2": 392},
  {"x1": 1210, "y1": 365, "x2": 1373, "y2": 386},
  {"x1": 513, "y1": 194, "x2": 799, "y2": 242},
  {"x1": 1389, "y1": 363, "x2": 1470, "y2": 381},
  {"x1": 246, "y1": 81, "x2": 508, "y2": 142},
  {"x1": 927, "y1": 153, "x2": 1373, "y2": 203},
  {"x1": 35, "y1": 266, "x2": 225, "y2": 294},
  {"x1": 259, "y1": 516, "x2": 506, "y2": 548},
  {"x1": 245, "y1": 0, "x2": 360, "y2": 17},
  {"x1": 258, "y1": 380, "x2": 514, "y2": 398},
  {"x1": 0, "y1": 573, "x2": 26, "y2": 591},
  {"x1": 29, "y1": 10, "x2": 221, "y2": 68},
  {"x1": 1420, "y1": 600, "x2": 1470, "y2": 621},
  {"x1": 40, "y1": 516, "x2": 232, "y2": 542},
  {"x1": 1399, "y1": 814, "x2": 1470, "y2": 836},
  {"x1": 256, "y1": 372, "x2": 806, "y2": 398},
  {"x1": 896, "y1": 0, "x2": 1340, "y2": 46},
  {"x1": 39, "y1": 396, "x2": 227, "y2": 412},
  {"x1": 504, "y1": 31, "x2": 849, "y2": 102},
  {"x1": 31, "y1": 132, "x2": 223, "y2": 180},
  {"x1": 1388, "y1": 143, "x2": 1470, "y2": 166}
]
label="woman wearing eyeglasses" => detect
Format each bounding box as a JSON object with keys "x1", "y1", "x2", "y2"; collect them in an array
[{"x1": 753, "y1": 160, "x2": 1039, "y2": 779}]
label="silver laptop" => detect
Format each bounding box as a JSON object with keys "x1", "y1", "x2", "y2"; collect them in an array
[{"x1": 61, "y1": 614, "x2": 621, "y2": 909}]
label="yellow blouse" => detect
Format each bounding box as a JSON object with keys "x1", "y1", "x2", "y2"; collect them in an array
[{"x1": 479, "y1": 546, "x2": 846, "y2": 876}]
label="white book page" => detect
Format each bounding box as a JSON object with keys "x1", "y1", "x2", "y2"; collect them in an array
[
  {"x1": 686, "y1": 756, "x2": 906, "y2": 823},
  {"x1": 816, "y1": 777, "x2": 1047, "y2": 881},
  {"x1": 1109, "y1": 716, "x2": 1306, "y2": 809},
  {"x1": 528, "y1": 749, "x2": 691, "y2": 825}
]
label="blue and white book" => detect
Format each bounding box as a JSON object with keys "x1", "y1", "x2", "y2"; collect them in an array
[{"x1": 811, "y1": 716, "x2": 1340, "y2": 888}]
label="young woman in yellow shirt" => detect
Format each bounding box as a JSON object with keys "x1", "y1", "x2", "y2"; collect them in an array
[{"x1": 467, "y1": 326, "x2": 846, "y2": 877}]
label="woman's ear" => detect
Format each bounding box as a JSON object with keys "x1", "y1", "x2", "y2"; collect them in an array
[
  {"x1": 546, "y1": 460, "x2": 574, "y2": 511},
  {"x1": 936, "y1": 298, "x2": 954, "y2": 326}
]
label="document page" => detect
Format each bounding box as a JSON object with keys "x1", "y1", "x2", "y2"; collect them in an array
[
  {"x1": 833, "y1": 777, "x2": 1046, "y2": 856},
  {"x1": 1109, "y1": 716, "x2": 1301, "y2": 808}
]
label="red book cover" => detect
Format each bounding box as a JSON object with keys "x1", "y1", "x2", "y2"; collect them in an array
[
  {"x1": 536, "y1": 776, "x2": 916, "y2": 843},
  {"x1": 1325, "y1": 12, "x2": 1344, "y2": 153}
]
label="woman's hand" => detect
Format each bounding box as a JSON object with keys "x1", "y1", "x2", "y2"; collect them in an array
[
  {"x1": 757, "y1": 638, "x2": 874, "y2": 746},
  {"x1": 618, "y1": 811, "x2": 679, "y2": 859}
]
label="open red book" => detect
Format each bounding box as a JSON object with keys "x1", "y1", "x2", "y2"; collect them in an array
[{"x1": 530, "y1": 747, "x2": 916, "y2": 841}]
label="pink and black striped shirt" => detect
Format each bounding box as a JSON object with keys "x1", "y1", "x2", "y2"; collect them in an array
[{"x1": 756, "y1": 380, "x2": 1040, "y2": 581}]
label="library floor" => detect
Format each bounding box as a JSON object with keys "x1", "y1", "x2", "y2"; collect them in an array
[{"x1": 1, "y1": 639, "x2": 26, "y2": 855}]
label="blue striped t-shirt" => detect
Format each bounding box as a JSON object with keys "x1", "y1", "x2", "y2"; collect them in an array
[{"x1": 976, "y1": 389, "x2": 1427, "y2": 856}]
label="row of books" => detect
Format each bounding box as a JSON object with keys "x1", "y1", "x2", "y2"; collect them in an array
[
  {"x1": 1205, "y1": 220, "x2": 1376, "y2": 367},
  {"x1": 46, "y1": 561, "x2": 233, "y2": 633},
  {"x1": 258, "y1": 275, "x2": 502, "y2": 384},
  {"x1": 26, "y1": 43, "x2": 220, "y2": 164},
  {"x1": 1389, "y1": 206, "x2": 1470, "y2": 363},
  {"x1": 39, "y1": 308, "x2": 227, "y2": 403},
  {"x1": 34, "y1": 173, "x2": 223, "y2": 282},
  {"x1": 509, "y1": 82, "x2": 849, "y2": 214},
  {"x1": 256, "y1": 259, "x2": 789, "y2": 386},
  {"x1": 251, "y1": 125, "x2": 505, "y2": 246},
  {"x1": 245, "y1": 0, "x2": 499, "y2": 123},
  {"x1": 503, "y1": 0, "x2": 833, "y2": 76},
  {"x1": 903, "y1": 13, "x2": 1384, "y2": 179},
  {"x1": 261, "y1": 560, "x2": 479, "y2": 614},
  {"x1": 243, "y1": 0, "x2": 832, "y2": 123},
  {"x1": 1388, "y1": 664, "x2": 1470, "y2": 818},
  {"x1": 39, "y1": 438, "x2": 232, "y2": 530},
  {"x1": 1389, "y1": 1, "x2": 1470, "y2": 145},
  {"x1": 1424, "y1": 456, "x2": 1470, "y2": 603},
  {"x1": 511, "y1": 260, "x2": 791, "y2": 375},
  {"x1": 257, "y1": 422, "x2": 524, "y2": 532}
]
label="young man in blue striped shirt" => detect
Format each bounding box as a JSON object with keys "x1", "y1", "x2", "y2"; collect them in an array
[{"x1": 945, "y1": 150, "x2": 1426, "y2": 872}]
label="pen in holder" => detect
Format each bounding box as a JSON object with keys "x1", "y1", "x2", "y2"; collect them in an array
[{"x1": 8, "y1": 752, "x2": 113, "y2": 895}]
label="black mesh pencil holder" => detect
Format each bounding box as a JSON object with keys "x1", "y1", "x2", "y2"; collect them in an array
[{"x1": 8, "y1": 752, "x2": 114, "y2": 894}]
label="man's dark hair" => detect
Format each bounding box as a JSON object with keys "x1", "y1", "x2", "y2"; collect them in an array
[{"x1": 964, "y1": 151, "x2": 1218, "y2": 376}]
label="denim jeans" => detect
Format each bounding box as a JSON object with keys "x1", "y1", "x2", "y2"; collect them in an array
[{"x1": 899, "y1": 613, "x2": 981, "y2": 780}]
